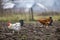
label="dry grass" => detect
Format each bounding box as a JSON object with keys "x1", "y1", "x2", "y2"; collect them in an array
[
  {"x1": 34, "y1": 15, "x2": 60, "y2": 21},
  {"x1": 0, "y1": 14, "x2": 60, "y2": 22}
]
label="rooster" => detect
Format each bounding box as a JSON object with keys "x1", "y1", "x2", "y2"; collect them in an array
[
  {"x1": 7, "y1": 20, "x2": 24, "y2": 34},
  {"x1": 7, "y1": 22, "x2": 21, "y2": 30},
  {"x1": 37, "y1": 17, "x2": 53, "y2": 28}
]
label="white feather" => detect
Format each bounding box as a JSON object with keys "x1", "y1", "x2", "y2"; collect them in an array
[{"x1": 8, "y1": 22, "x2": 21, "y2": 31}]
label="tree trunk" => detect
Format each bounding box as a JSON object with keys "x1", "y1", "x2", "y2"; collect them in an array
[{"x1": 0, "y1": 0, "x2": 3, "y2": 17}]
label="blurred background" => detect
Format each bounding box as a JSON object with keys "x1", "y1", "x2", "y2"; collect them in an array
[
  {"x1": 0, "y1": 0, "x2": 60, "y2": 22},
  {"x1": 0, "y1": 0, "x2": 60, "y2": 40}
]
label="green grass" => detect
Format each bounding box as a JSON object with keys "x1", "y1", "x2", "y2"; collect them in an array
[
  {"x1": 0, "y1": 14, "x2": 60, "y2": 22},
  {"x1": 0, "y1": 14, "x2": 30, "y2": 22},
  {"x1": 34, "y1": 15, "x2": 60, "y2": 21}
]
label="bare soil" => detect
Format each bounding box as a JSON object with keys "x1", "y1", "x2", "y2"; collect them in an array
[{"x1": 0, "y1": 21, "x2": 60, "y2": 40}]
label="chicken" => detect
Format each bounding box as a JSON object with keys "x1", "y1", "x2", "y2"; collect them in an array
[
  {"x1": 7, "y1": 22, "x2": 21, "y2": 31},
  {"x1": 37, "y1": 17, "x2": 53, "y2": 28},
  {"x1": 7, "y1": 20, "x2": 24, "y2": 34}
]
